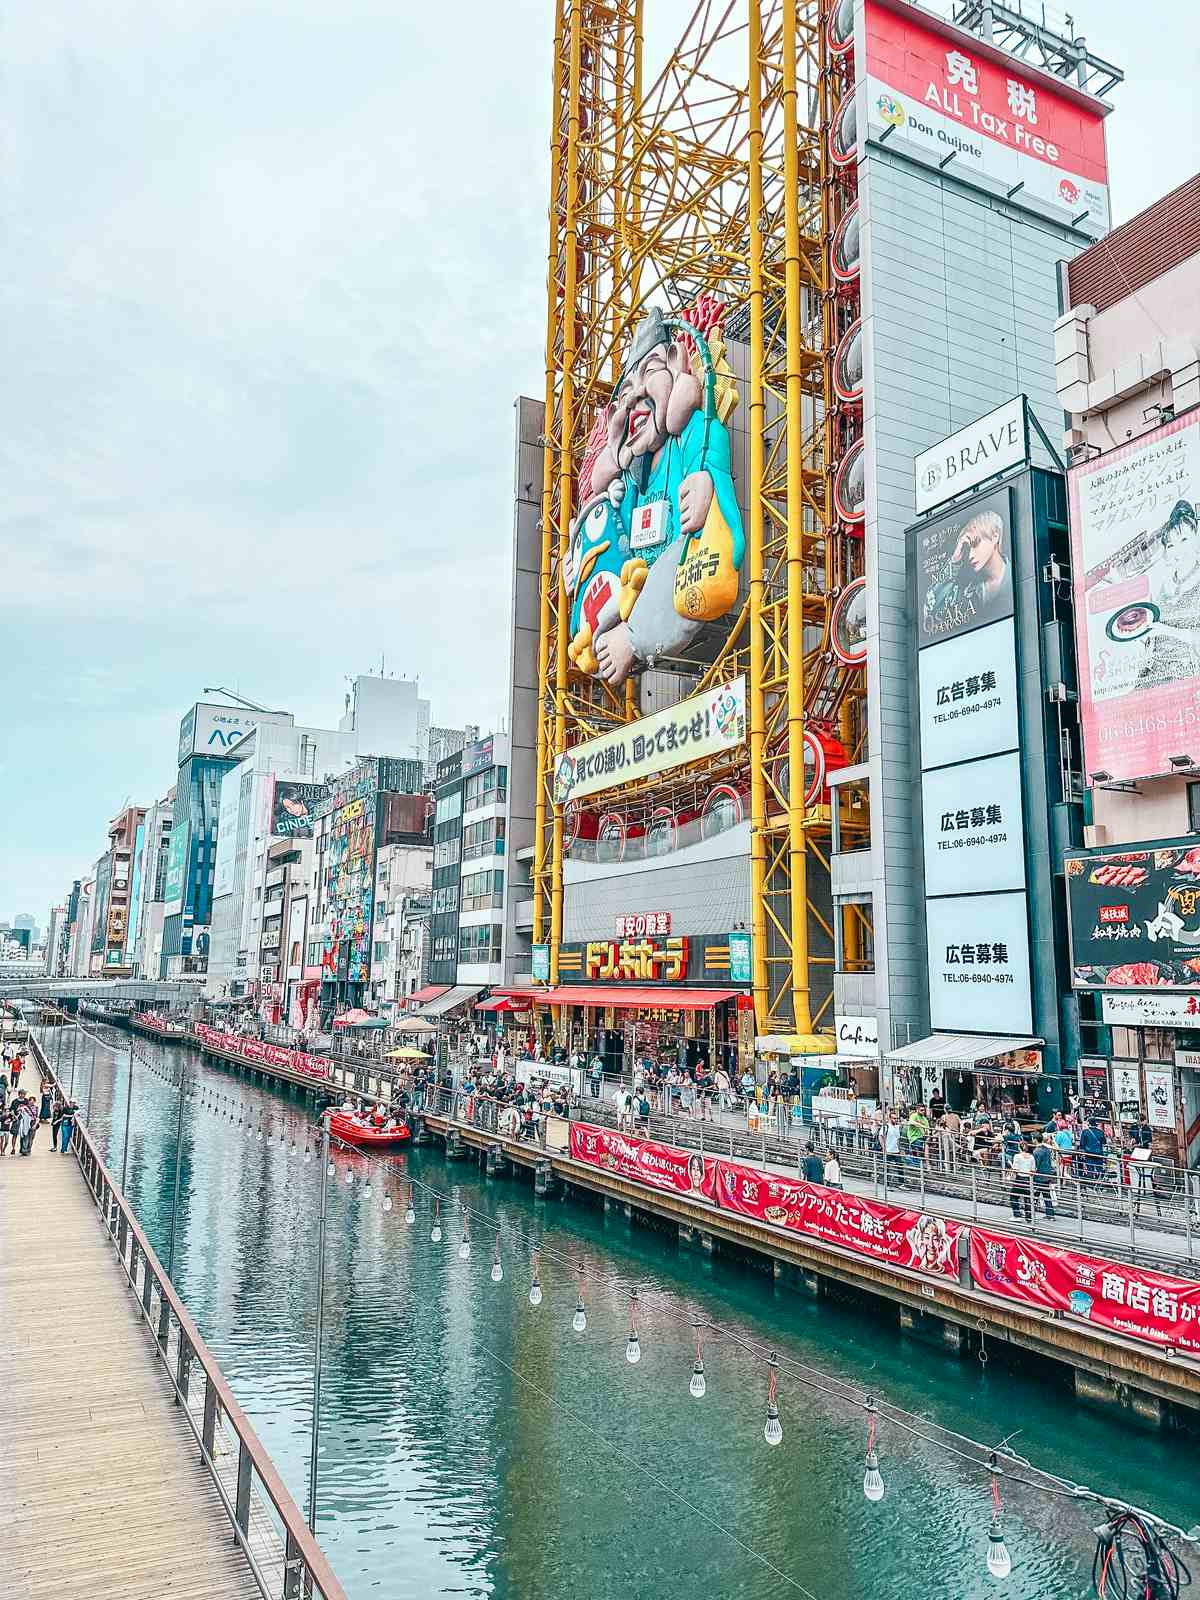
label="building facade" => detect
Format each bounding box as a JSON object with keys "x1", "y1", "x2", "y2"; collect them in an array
[{"x1": 1054, "y1": 174, "x2": 1200, "y2": 1163}]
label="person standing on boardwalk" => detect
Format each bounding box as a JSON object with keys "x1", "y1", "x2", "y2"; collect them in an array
[
  {"x1": 39, "y1": 1079, "x2": 53, "y2": 1124},
  {"x1": 53, "y1": 1097, "x2": 78, "y2": 1154},
  {"x1": 15, "y1": 1094, "x2": 36, "y2": 1157}
]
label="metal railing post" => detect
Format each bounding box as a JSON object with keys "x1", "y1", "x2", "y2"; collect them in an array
[
  {"x1": 970, "y1": 1164, "x2": 978, "y2": 1221},
  {"x1": 1128, "y1": 1173, "x2": 1136, "y2": 1255},
  {"x1": 1188, "y1": 1172, "x2": 1195, "y2": 1262},
  {"x1": 919, "y1": 1156, "x2": 926, "y2": 1210},
  {"x1": 1076, "y1": 1178, "x2": 1085, "y2": 1241}
]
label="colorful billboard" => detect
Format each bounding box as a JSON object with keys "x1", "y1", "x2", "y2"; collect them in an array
[
  {"x1": 163, "y1": 816, "x2": 188, "y2": 916},
  {"x1": 553, "y1": 676, "x2": 746, "y2": 804},
  {"x1": 319, "y1": 764, "x2": 380, "y2": 986},
  {"x1": 863, "y1": 0, "x2": 1110, "y2": 230},
  {"x1": 1066, "y1": 841, "x2": 1200, "y2": 990},
  {"x1": 1069, "y1": 412, "x2": 1200, "y2": 783},
  {"x1": 269, "y1": 779, "x2": 328, "y2": 838},
  {"x1": 563, "y1": 302, "x2": 745, "y2": 688}
]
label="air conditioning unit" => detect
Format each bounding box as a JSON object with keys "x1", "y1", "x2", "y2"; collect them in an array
[{"x1": 1082, "y1": 824, "x2": 1108, "y2": 848}]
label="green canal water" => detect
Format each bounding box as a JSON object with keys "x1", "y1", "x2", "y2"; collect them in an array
[{"x1": 45, "y1": 1026, "x2": 1200, "y2": 1600}]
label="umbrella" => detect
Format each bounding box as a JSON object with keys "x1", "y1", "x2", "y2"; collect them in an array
[
  {"x1": 386, "y1": 1047, "x2": 431, "y2": 1061},
  {"x1": 331, "y1": 1008, "x2": 386, "y2": 1030},
  {"x1": 396, "y1": 1015, "x2": 437, "y2": 1034}
]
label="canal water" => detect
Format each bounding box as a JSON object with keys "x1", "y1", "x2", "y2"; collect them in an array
[{"x1": 45, "y1": 1025, "x2": 1200, "y2": 1600}]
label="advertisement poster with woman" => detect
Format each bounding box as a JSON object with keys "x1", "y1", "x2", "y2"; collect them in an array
[{"x1": 1070, "y1": 413, "x2": 1200, "y2": 781}]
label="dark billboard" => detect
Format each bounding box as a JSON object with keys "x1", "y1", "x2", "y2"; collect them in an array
[
  {"x1": 270, "y1": 780, "x2": 328, "y2": 838},
  {"x1": 915, "y1": 485, "x2": 1014, "y2": 648},
  {"x1": 1066, "y1": 840, "x2": 1200, "y2": 989}
]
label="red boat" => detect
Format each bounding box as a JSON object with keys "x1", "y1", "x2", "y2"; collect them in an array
[{"x1": 325, "y1": 1111, "x2": 411, "y2": 1147}]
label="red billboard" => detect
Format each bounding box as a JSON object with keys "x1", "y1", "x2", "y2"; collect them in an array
[
  {"x1": 568, "y1": 1123, "x2": 717, "y2": 1199},
  {"x1": 971, "y1": 1228, "x2": 1200, "y2": 1353},
  {"x1": 864, "y1": 0, "x2": 1109, "y2": 229},
  {"x1": 1069, "y1": 412, "x2": 1200, "y2": 783},
  {"x1": 712, "y1": 1161, "x2": 961, "y2": 1279}
]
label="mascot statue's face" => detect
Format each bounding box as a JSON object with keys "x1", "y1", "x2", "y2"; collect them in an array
[{"x1": 608, "y1": 339, "x2": 703, "y2": 472}]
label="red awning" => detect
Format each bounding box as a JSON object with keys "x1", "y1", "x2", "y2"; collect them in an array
[
  {"x1": 404, "y1": 985, "x2": 449, "y2": 1009},
  {"x1": 476, "y1": 995, "x2": 530, "y2": 1012},
  {"x1": 531, "y1": 986, "x2": 741, "y2": 1011}
]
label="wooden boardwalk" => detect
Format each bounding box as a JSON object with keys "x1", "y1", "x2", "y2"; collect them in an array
[{"x1": 0, "y1": 1076, "x2": 262, "y2": 1600}]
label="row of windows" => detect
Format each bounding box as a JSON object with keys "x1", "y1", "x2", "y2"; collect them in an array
[
  {"x1": 435, "y1": 789, "x2": 462, "y2": 824},
  {"x1": 463, "y1": 766, "x2": 507, "y2": 810},
  {"x1": 434, "y1": 838, "x2": 460, "y2": 869},
  {"x1": 462, "y1": 817, "x2": 505, "y2": 860},
  {"x1": 433, "y1": 885, "x2": 458, "y2": 915},
  {"x1": 461, "y1": 868, "x2": 504, "y2": 913},
  {"x1": 433, "y1": 934, "x2": 456, "y2": 963},
  {"x1": 459, "y1": 923, "x2": 503, "y2": 964}
]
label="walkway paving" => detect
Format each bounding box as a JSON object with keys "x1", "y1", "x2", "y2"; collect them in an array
[{"x1": 0, "y1": 1062, "x2": 261, "y2": 1600}]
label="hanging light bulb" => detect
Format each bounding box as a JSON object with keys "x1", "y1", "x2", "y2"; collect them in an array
[
  {"x1": 405, "y1": 1184, "x2": 416, "y2": 1225},
  {"x1": 382, "y1": 1193, "x2": 393, "y2": 1212},
  {"x1": 327, "y1": 1160, "x2": 336, "y2": 1177},
  {"x1": 431, "y1": 1200, "x2": 443, "y2": 1243},
  {"x1": 625, "y1": 1291, "x2": 641, "y2": 1364},
  {"x1": 344, "y1": 1168, "x2": 354, "y2": 1185},
  {"x1": 529, "y1": 1250, "x2": 542, "y2": 1306},
  {"x1": 364, "y1": 1174, "x2": 373, "y2": 1198},
  {"x1": 304, "y1": 1147, "x2": 313, "y2": 1163},
  {"x1": 458, "y1": 1216, "x2": 471, "y2": 1260},
  {"x1": 689, "y1": 1321, "x2": 706, "y2": 1398},
  {"x1": 491, "y1": 1232, "x2": 503, "y2": 1282},
  {"x1": 763, "y1": 1359, "x2": 783, "y2": 1446},
  {"x1": 257, "y1": 1127, "x2": 264, "y2": 1141},
  {"x1": 986, "y1": 1457, "x2": 1011, "y2": 1578},
  {"x1": 863, "y1": 1402, "x2": 884, "y2": 1501}
]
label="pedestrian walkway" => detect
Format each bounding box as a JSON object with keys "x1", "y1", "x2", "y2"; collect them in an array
[{"x1": 0, "y1": 1114, "x2": 261, "y2": 1600}]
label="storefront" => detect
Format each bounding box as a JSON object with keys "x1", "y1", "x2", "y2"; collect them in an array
[
  {"x1": 530, "y1": 983, "x2": 748, "y2": 1076},
  {"x1": 884, "y1": 1032, "x2": 1044, "y2": 1117}
]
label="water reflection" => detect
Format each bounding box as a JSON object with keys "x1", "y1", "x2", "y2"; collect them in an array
[{"x1": 48, "y1": 1026, "x2": 1200, "y2": 1600}]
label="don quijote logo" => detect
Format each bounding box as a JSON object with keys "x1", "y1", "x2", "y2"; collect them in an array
[
  {"x1": 1058, "y1": 177, "x2": 1080, "y2": 205},
  {"x1": 876, "y1": 93, "x2": 905, "y2": 129}
]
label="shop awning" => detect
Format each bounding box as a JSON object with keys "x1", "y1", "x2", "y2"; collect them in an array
[
  {"x1": 885, "y1": 1033, "x2": 1044, "y2": 1072},
  {"x1": 405, "y1": 984, "x2": 448, "y2": 1009},
  {"x1": 531, "y1": 985, "x2": 741, "y2": 1011},
  {"x1": 476, "y1": 995, "x2": 531, "y2": 1012},
  {"x1": 416, "y1": 985, "x2": 483, "y2": 1018}
]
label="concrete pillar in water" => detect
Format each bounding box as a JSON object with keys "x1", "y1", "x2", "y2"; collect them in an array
[{"x1": 534, "y1": 1160, "x2": 560, "y2": 1199}]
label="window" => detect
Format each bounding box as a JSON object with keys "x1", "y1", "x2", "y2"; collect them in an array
[
  {"x1": 377, "y1": 900, "x2": 387, "y2": 919},
  {"x1": 463, "y1": 817, "x2": 505, "y2": 860},
  {"x1": 459, "y1": 923, "x2": 503, "y2": 964},
  {"x1": 461, "y1": 868, "x2": 504, "y2": 912},
  {"x1": 433, "y1": 885, "x2": 459, "y2": 915},
  {"x1": 435, "y1": 789, "x2": 462, "y2": 824},
  {"x1": 464, "y1": 765, "x2": 508, "y2": 810},
  {"x1": 836, "y1": 897, "x2": 875, "y2": 974},
  {"x1": 374, "y1": 941, "x2": 387, "y2": 962},
  {"x1": 434, "y1": 838, "x2": 461, "y2": 870},
  {"x1": 1190, "y1": 782, "x2": 1200, "y2": 833},
  {"x1": 433, "y1": 934, "x2": 456, "y2": 963}
]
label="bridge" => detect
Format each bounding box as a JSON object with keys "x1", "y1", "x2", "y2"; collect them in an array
[
  {"x1": 1, "y1": 1036, "x2": 346, "y2": 1600},
  {"x1": 0, "y1": 976, "x2": 202, "y2": 1005}
]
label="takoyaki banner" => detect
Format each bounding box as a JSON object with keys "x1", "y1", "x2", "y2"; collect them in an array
[
  {"x1": 553, "y1": 677, "x2": 746, "y2": 804},
  {"x1": 970, "y1": 1229, "x2": 1200, "y2": 1354},
  {"x1": 569, "y1": 1123, "x2": 718, "y2": 1199},
  {"x1": 1066, "y1": 841, "x2": 1200, "y2": 991},
  {"x1": 567, "y1": 1122, "x2": 960, "y2": 1279},
  {"x1": 195, "y1": 1023, "x2": 332, "y2": 1081},
  {"x1": 1069, "y1": 412, "x2": 1200, "y2": 784}
]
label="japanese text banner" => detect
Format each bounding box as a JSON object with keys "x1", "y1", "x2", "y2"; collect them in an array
[
  {"x1": 553, "y1": 677, "x2": 746, "y2": 804},
  {"x1": 970, "y1": 1229, "x2": 1200, "y2": 1352},
  {"x1": 713, "y1": 1161, "x2": 961, "y2": 1279},
  {"x1": 569, "y1": 1122, "x2": 717, "y2": 1199}
]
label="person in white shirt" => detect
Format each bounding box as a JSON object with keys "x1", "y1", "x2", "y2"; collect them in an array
[
  {"x1": 823, "y1": 1150, "x2": 842, "y2": 1190},
  {"x1": 1010, "y1": 1141, "x2": 1037, "y2": 1223}
]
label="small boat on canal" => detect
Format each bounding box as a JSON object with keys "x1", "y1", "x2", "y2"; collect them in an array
[{"x1": 324, "y1": 1110, "x2": 411, "y2": 1147}]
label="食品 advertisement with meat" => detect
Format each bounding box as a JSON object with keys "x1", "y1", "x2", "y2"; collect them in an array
[{"x1": 1066, "y1": 841, "x2": 1200, "y2": 989}]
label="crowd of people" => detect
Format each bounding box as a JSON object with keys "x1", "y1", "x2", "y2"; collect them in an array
[{"x1": 0, "y1": 1040, "x2": 79, "y2": 1157}]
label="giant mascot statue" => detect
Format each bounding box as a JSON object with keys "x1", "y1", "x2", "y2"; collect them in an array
[{"x1": 565, "y1": 303, "x2": 744, "y2": 687}]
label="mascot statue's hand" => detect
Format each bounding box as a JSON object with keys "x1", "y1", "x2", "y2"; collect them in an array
[
  {"x1": 568, "y1": 624, "x2": 599, "y2": 677},
  {"x1": 618, "y1": 559, "x2": 648, "y2": 621}
]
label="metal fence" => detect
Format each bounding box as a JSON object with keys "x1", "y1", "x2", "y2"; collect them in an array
[
  {"x1": 423, "y1": 1074, "x2": 1200, "y2": 1277},
  {"x1": 32, "y1": 1038, "x2": 348, "y2": 1600}
]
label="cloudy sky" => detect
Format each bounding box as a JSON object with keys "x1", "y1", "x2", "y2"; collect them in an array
[{"x1": 1, "y1": 0, "x2": 1196, "y2": 926}]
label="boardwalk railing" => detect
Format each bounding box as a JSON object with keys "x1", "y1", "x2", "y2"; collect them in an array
[{"x1": 33, "y1": 1039, "x2": 348, "y2": 1600}]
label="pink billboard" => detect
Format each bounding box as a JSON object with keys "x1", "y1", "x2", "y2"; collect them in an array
[{"x1": 1070, "y1": 412, "x2": 1200, "y2": 783}]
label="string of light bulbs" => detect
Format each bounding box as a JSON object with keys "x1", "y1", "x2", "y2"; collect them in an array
[{"x1": 33, "y1": 1018, "x2": 1200, "y2": 1588}]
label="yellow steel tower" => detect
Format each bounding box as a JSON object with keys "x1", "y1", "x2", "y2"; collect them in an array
[{"x1": 533, "y1": 0, "x2": 865, "y2": 1041}]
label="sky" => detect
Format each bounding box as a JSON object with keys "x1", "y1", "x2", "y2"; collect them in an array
[{"x1": 1, "y1": 0, "x2": 1197, "y2": 927}]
